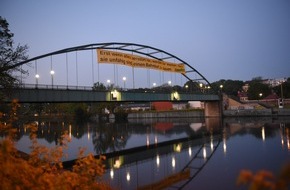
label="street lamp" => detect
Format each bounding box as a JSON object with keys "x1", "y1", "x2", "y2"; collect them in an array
[
  {"x1": 122, "y1": 77, "x2": 126, "y2": 89},
  {"x1": 168, "y1": 80, "x2": 172, "y2": 86},
  {"x1": 153, "y1": 82, "x2": 157, "y2": 87},
  {"x1": 35, "y1": 74, "x2": 39, "y2": 88},
  {"x1": 207, "y1": 86, "x2": 211, "y2": 92},
  {"x1": 50, "y1": 70, "x2": 55, "y2": 88},
  {"x1": 185, "y1": 84, "x2": 189, "y2": 92},
  {"x1": 200, "y1": 83, "x2": 203, "y2": 93},
  {"x1": 259, "y1": 93, "x2": 263, "y2": 99},
  {"x1": 280, "y1": 81, "x2": 284, "y2": 100},
  {"x1": 107, "y1": 79, "x2": 111, "y2": 90},
  {"x1": 279, "y1": 81, "x2": 284, "y2": 108}
]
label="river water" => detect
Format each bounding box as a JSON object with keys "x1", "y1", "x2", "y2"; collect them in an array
[{"x1": 14, "y1": 117, "x2": 290, "y2": 190}]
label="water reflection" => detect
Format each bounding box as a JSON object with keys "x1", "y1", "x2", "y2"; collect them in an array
[
  {"x1": 104, "y1": 128, "x2": 221, "y2": 189},
  {"x1": 280, "y1": 123, "x2": 290, "y2": 150},
  {"x1": 13, "y1": 117, "x2": 215, "y2": 159},
  {"x1": 7, "y1": 117, "x2": 290, "y2": 189},
  {"x1": 102, "y1": 118, "x2": 289, "y2": 189}
]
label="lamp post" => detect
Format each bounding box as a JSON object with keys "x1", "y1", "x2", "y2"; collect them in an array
[
  {"x1": 279, "y1": 81, "x2": 284, "y2": 108},
  {"x1": 280, "y1": 81, "x2": 284, "y2": 100},
  {"x1": 207, "y1": 86, "x2": 211, "y2": 93},
  {"x1": 200, "y1": 83, "x2": 203, "y2": 93},
  {"x1": 50, "y1": 70, "x2": 55, "y2": 88},
  {"x1": 168, "y1": 80, "x2": 172, "y2": 86},
  {"x1": 219, "y1": 84, "x2": 224, "y2": 112},
  {"x1": 35, "y1": 74, "x2": 39, "y2": 88},
  {"x1": 122, "y1": 77, "x2": 126, "y2": 89},
  {"x1": 107, "y1": 79, "x2": 111, "y2": 89},
  {"x1": 153, "y1": 82, "x2": 156, "y2": 87}
]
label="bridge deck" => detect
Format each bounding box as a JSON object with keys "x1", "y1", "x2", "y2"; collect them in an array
[{"x1": 3, "y1": 88, "x2": 220, "y2": 103}]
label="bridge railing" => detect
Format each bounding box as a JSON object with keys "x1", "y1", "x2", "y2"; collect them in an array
[
  {"x1": 14, "y1": 83, "x2": 217, "y2": 95},
  {"x1": 17, "y1": 83, "x2": 95, "y2": 91}
]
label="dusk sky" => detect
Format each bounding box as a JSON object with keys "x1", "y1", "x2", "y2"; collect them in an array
[{"x1": 1, "y1": 0, "x2": 290, "y2": 88}]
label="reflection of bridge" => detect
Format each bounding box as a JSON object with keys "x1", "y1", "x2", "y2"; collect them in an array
[
  {"x1": 103, "y1": 127, "x2": 221, "y2": 189},
  {"x1": 3, "y1": 42, "x2": 222, "y2": 117}
]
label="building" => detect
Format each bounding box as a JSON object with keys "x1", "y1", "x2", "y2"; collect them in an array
[{"x1": 262, "y1": 78, "x2": 286, "y2": 87}]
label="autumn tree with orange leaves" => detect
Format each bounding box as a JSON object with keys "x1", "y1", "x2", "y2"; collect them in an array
[{"x1": 0, "y1": 100, "x2": 111, "y2": 190}]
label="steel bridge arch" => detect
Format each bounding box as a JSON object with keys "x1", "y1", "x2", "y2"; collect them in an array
[{"x1": 10, "y1": 42, "x2": 214, "y2": 91}]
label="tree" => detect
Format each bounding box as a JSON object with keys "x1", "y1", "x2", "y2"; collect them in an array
[
  {"x1": 0, "y1": 16, "x2": 29, "y2": 89},
  {"x1": 211, "y1": 79, "x2": 244, "y2": 95},
  {"x1": 247, "y1": 80, "x2": 271, "y2": 100},
  {"x1": 184, "y1": 80, "x2": 202, "y2": 93},
  {"x1": 0, "y1": 100, "x2": 111, "y2": 189},
  {"x1": 272, "y1": 78, "x2": 290, "y2": 99},
  {"x1": 92, "y1": 82, "x2": 106, "y2": 91}
]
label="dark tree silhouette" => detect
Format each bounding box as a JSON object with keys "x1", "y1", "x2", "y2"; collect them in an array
[{"x1": 0, "y1": 16, "x2": 29, "y2": 89}]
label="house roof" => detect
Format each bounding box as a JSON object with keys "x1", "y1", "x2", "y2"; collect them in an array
[{"x1": 263, "y1": 93, "x2": 279, "y2": 100}]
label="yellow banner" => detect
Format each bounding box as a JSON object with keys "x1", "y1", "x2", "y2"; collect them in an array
[{"x1": 97, "y1": 49, "x2": 185, "y2": 73}]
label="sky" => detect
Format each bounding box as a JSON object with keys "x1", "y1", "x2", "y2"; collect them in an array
[{"x1": 1, "y1": 0, "x2": 290, "y2": 88}]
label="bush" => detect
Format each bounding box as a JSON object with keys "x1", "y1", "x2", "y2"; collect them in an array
[
  {"x1": 237, "y1": 164, "x2": 290, "y2": 190},
  {"x1": 0, "y1": 100, "x2": 111, "y2": 190}
]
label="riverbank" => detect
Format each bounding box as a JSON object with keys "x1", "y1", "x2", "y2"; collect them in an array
[
  {"x1": 126, "y1": 108, "x2": 290, "y2": 119},
  {"x1": 127, "y1": 110, "x2": 204, "y2": 119},
  {"x1": 223, "y1": 108, "x2": 290, "y2": 117},
  {"x1": 127, "y1": 108, "x2": 290, "y2": 119}
]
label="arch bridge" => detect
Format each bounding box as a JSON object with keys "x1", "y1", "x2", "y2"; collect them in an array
[{"x1": 4, "y1": 42, "x2": 222, "y2": 117}]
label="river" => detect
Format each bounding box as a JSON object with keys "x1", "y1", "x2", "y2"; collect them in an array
[{"x1": 13, "y1": 116, "x2": 290, "y2": 190}]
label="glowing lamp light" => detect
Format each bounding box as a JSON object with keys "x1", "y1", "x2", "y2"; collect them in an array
[
  {"x1": 126, "y1": 172, "x2": 131, "y2": 181},
  {"x1": 172, "y1": 157, "x2": 176, "y2": 168},
  {"x1": 156, "y1": 155, "x2": 160, "y2": 167},
  {"x1": 110, "y1": 169, "x2": 114, "y2": 179},
  {"x1": 188, "y1": 147, "x2": 192, "y2": 157},
  {"x1": 203, "y1": 146, "x2": 207, "y2": 159}
]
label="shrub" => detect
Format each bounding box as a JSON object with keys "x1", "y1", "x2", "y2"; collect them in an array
[{"x1": 0, "y1": 100, "x2": 111, "y2": 190}]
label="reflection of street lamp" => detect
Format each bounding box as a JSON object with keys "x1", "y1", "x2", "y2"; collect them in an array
[
  {"x1": 50, "y1": 70, "x2": 55, "y2": 87},
  {"x1": 122, "y1": 77, "x2": 126, "y2": 89},
  {"x1": 35, "y1": 74, "x2": 39, "y2": 88}
]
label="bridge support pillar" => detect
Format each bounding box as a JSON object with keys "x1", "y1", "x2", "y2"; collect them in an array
[{"x1": 204, "y1": 101, "x2": 222, "y2": 117}]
